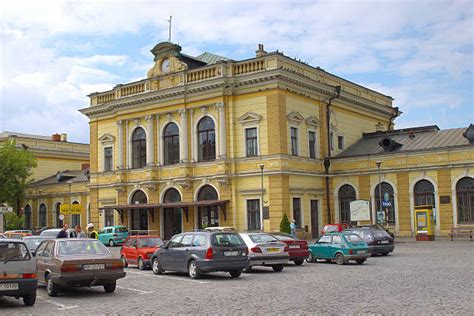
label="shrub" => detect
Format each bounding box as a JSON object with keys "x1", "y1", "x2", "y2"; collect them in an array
[
  {"x1": 279, "y1": 213, "x2": 291, "y2": 234},
  {"x1": 4, "y1": 212, "x2": 25, "y2": 230}
]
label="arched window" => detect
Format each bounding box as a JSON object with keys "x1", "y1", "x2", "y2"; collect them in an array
[
  {"x1": 163, "y1": 123, "x2": 180, "y2": 165},
  {"x1": 197, "y1": 185, "x2": 219, "y2": 228},
  {"x1": 24, "y1": 205, "x2": 32, "y2": 229},
  {"x1": 71, "y1": 201, "x2": 80, "y2": 227},
  {"x1": 130, "y1": 190, "x2": 148, "y2": 231},
  {"x1": 55, "y1": 202, "x2": 63, "y2": 228},
  {"x1": 39, "y1": 203, "x2": 47, "y2": 227},
  {"x1": 456, "y1": 177, "x2": 474, "y2": 223},
  {"x1": 197, "y1": 117, "x2": 216, "y2": 162},
  {"x1": 338, "y1": 185, "x2": 356, "y2": 224},
  {"x1": 375, "y1": 182, "x2": 396, "y2": 225},
  {"x1": 414, "y1": 180, "x2": 435, "y2": 207},
  {"x1": 163, "y1": 188, "x2": 182, "y2": 240},
  {"x1": 132, "y1": 127, "x2": 147, "y2": 169}
]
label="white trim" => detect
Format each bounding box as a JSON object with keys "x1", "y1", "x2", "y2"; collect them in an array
[
  {"x1": 102, "y1": 144, "x2": 114, "y2": 172},
  {"x1": 451, "y1": 173, "x2": 474, "y2": 227},
  {"x1": 193, "y1": 114, "x2": 218, "y2": 161},
  {"x1": 409, "y1": 175, "x2": 439, "y2": 236},
  {"x1": 370, "y1": 179, "x2": 399, "y2": 233},
  {"x1": 128, "y1": 124, "x2": 148, "y2": 169},
  {"x1": 194, "y1": 183, "x2": 220, "y2": 201},
  {"x1": 333, "y1": 182, "x2": 359, "y2": 223},
  {"x1": 160, "y1": 186, "x2": 183, "y2": 203},
  {"x1": 160, "y1": 120, "x2": 182, "y2": 166},
  {"x1": 243, "y1": 125, "x2": 260, "y2": 158},
  {"x1": 128, "y1": 189, "x2": 150, "y2": 204}
]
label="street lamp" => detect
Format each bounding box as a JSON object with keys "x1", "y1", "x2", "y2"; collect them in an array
[
  {"x1": 375, "y1": 161, "x2": 383, "y2": 225},
  {"x1": 259, "y1": 164, "x2": 264, "y2": 231}
]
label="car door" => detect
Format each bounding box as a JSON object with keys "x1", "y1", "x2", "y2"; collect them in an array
[
  {"x1": 160, "y1": 234, "x2": 182, "y2": 271},
  {"x1": 40, "y1": 241, "x2": 54, "y2": 280},
  {"x1": 129, "y1": 238, "x2": 138, "y2": 263},
  {"x1": 173, "y1": 234, "x2": 194, "y2": 272},
  {"x1": 330, "y1": 235, "x2": 343, "y2": 258},
  {"x1": 313, "y1": 235, "x2": 332, "y2": 259},
  {"x1": 121, "y1": 238, "x2": 132, "y2": 261},
  {"x1": 34, "y1": 241, "x2": 48, "y2": 283}
]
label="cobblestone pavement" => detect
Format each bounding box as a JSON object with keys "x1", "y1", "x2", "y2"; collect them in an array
[{"x1": 1, "y1": 241, "x2": 473, "y2": 315}]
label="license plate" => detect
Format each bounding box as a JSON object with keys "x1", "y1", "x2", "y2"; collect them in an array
[
  {"x1": 381, "y1": 240, "x2": 389, "y2": 244},
  {"x1": 223, "y1": 251, "x2": 238, "y2": 256},
  {"x1": 289, "y1": 245, "x2": 300, "y2": 249},
  {"x1": 357, "y1": 250, "x2": 366, "y2": 254},
  {"x1": 266, "y1": 248, "x2": 280, "y2": 253},
  {"x1": 0, "y1": 283, "x2": 19, "y2": 291},
  {"x1": 83, "y1": 264, "x2": 105, "y2": 270}
]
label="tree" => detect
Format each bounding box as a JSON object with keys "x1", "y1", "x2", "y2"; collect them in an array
[
  {"x1": 4, "y1": 212, "x2": 25, "y2": 230},
  {"x1": 0, "y1": 141, "x2": 37, "y2": 216},
  {"x1": 280, "y1": 213, "x2": 291, "y2": 234}
]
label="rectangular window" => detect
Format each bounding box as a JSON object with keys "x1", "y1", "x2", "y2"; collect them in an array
[
  {"x1": 291, "y1": 127, "x2": 298, "y2": 156},
  {"x1": 105, "y1": 210, "x2": 114, "y2": 227},
  {"x1": 104, "y1": 147, "x2": 113, "y2": 172},
  {"x1": 338, "y1": 135, "x2": 345, "y2": 150},
  {"x1": 71, "y1": 214, "x2": 80, "y2": 227},
  {"x1": 308, "y1": 131, "x2": 316, "y2": 159},
  {"x1": 247, "y1": 199, "x2": 261, "y2": 231},
  {"x1": 293, "y1": 198, "x2": 302, "y2": 228},
  {"x1": 245, "y1": 128, "x2": 258, "y2": 157}
]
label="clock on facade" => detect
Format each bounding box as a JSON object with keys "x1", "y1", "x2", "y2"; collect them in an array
[{"x1": 161, "y1": 58, "x2": 171, "y2": 73}]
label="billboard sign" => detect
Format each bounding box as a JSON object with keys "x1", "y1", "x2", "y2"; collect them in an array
[{"x1": 350, "y1": 200, "x2": 371, "y2": 221}]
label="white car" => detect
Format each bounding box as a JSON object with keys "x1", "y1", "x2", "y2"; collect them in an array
[
  {"x1": 239, "y1": 232, "x2": 289, "y2": 272},
  {"x1": 0, "y1": 239, "x2": 37, "y2": 306}
]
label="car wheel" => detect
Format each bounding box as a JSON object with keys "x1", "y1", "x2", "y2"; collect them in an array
[
  {"x1": 229, "y1": 270, "x2": 242, "y2": 278},
  {"x1": 335, "y1": 253, "x2": 345, "y2": 265},
  {"x1": 381, "y1": 252, "x2": 389, "y2": 256},
  {"x1": 272, "y1": 264, "x2": 284, "y2": 272},
  {"x1": 46, "y1": 274, "x2": 59, "y2": 297},
  {"x1": 120, "y1": 255, "x2": 128, "y2": 268},
  {"x1": 103, "y1": 281, "x2": 116, "y2": 293},
  {"x1": 109, "y1": 239, "x2": 115, "y2": 247},
  {"x1": 356, "y1": 259, "x2": 366, "y2": 265},
  {"x1": 188, "y1": 260, "x2": 201, "y2": 279},
  {"x1": 294, "y1": 259, "x2": 304, "y2": 266},
  {"x1": 138, "y1": 257, "x2": 146, "y2": 270},
  {"x1": 23, "y1": 293, "x2": 36, "y2": 306},
  {"x1": 243, "y1": 266, "x2": 253, "y2": 273},
  {"x1": 152, "y1": 258, "x2": 163, "y2": 275}
]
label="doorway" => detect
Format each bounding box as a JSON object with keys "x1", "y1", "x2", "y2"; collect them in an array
[{"x1": 310, "y1": 200, "x2": 319, "y2": 239}]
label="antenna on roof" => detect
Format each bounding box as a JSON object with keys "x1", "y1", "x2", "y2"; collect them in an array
[{"x1": 164, "y1": 16, "x2": 172, "y2": 42}]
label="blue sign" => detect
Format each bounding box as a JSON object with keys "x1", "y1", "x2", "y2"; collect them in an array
[
  {"x1": 383, "y1": 192, "x2": 390, "y2": 202},
  {"x1": 382, "y1": 201, "x2": 392, "y2": 207}
]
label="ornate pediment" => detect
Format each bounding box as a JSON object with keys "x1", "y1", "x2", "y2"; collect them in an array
[
  {"x1": 305, "y1": 116, "x2": 320, "y2": 128},
  {"x1": 99, "y1": 134, "x2": 115, "y2": 145},
  {"x1": 238, "y1": 112, "x2": 262, "y2": 124},
  {"x1": 287, "y1": 111, "x2": 304, "y2": 125}
]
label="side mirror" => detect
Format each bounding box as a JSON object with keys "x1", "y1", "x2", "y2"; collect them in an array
[{"x1": 31, "y1": 250, "x2": 36, "y2": 257}]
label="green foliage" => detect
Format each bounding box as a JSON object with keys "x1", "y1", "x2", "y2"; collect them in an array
[
  {"x1": 0, "y1": 141, "x2": 37, "y2": 214},
  {"x1": 280, "y1": 213, "x2": 291, "y2": 234},
  {"x1": 4, "y1": 212, "x2": 25, "y2": 230}
]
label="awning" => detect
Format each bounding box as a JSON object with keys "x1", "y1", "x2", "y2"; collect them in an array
[{"x1": 100, "y1": 200, "x2": 230, "y2": 222}]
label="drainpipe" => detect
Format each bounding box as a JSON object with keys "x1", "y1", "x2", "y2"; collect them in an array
[{"x1": 324, "y1": 86, "x2": 341, "y2": 224}]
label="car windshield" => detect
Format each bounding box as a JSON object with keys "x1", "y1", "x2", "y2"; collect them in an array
[
  {"x1": 58, "y1": 240, "x2": 110, "y2": 256},
  {"x1": 138, "y1": 238, "x2": 163, "y2": 248},
  {"x1": 324, "y1": 225, "x2": 338, "y2": 232},
  {"x1": 344, "y1": 234, "x2": 364, "y2": 243},
  {"x1": 373, "y1": 229, "x2": 391, "y2": 238},
  {"x1": 0, "y1": 242, "x2": 30, "y2": 262},
  {"x1": 212, "y1": 233, "x2": 245, "y2": 246},
  {"x1": 41, "y1": 230, "x2": 60, "y2": 237},
  {"x1": 115, "y1": 227, "x2": 128, "y2": 233},
  {"x1": 249, "y1": 234, "x2": 279, "y2": 244}
]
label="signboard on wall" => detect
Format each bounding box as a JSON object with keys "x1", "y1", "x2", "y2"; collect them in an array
[
  {"x1": 350, "y1": 200, "x2": 371, "y2": 221},
  {"x1": 60, "y1": 204, "x2": 82, "y2": 215}
]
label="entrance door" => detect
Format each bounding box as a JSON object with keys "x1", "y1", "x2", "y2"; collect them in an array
[
  {"x1": 311, "y1": 200, "x2": 319, "y2": 239},
  {"x1": 163, "y1": 208, "x2": 182, "y2": 240},
  {"x1": 131, "y1": 209, "x2": 148, "y2": 231}
]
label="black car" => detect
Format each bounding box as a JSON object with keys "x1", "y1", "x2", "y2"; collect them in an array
[
  {"x1": 150, "y1": 231, "x2": 249, "y2": 279},
  {"x1": 345, "y1": 227, "x2": 394, "y2": 256}
]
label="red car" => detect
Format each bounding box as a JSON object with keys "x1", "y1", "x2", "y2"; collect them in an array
[
  {"x1": 321, "y1": 223, "x2": 348, "y2": 236},
  {"x1": 120, "y1": 236, "x2": 164, "y2": 270},
  {"x1": 270, "y1": 233, "x2": 309, "y2": 265}
]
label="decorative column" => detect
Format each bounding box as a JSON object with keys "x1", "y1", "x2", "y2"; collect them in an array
[
  {"x1": 125, "y1": 120, "x2": 130, "y2": 169},
  {"x1": 116, "y1": 120, "x2": 123, "y2": 169},
  {"x1": 178, "y1": 109, "x2": 188, "y2": 162},
  {"x1": 155, "y1": 114, "x2": 161, "y2": 166},
  {"x1": 190, "y1": 109, "x2": 196, "y2": 162},
  {"x1": 216, "y1": 102, "x2": 226, "y2": 159},
  {"x1": 145, "y1": 115, "x2": 154, "y2": 166}
]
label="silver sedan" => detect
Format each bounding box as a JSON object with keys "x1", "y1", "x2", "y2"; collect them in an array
[{"x1": 239, "y1": 232, "x2": 289, "y2": 272}]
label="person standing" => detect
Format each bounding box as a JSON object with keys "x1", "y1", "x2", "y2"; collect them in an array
[
  {"x1": 290, "y1": 219, "x2": 296, "y2": 238},
  {"x1": 57, "y1": 223, "x2": 69, "y2": 238},
  {"x1": 87, "y1": 223, "x2": 98, "y2": 239},
  {"x1": 75, "y1": 225, "x2": 87, "y2": 238}
]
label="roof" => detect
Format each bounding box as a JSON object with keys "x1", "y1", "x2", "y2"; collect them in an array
[
  {"x1": 30, "y1": 169, "x2": 90, "y2": 186},
  {"x1": 0, "y1": 131, "x2": 51, "y2": 141},
  {"x1": 336, "y1": 125, "x2": 474, "y2": 159},
  {"x1": 195, "y1": 52, "x2": 231, "y2": 64}
]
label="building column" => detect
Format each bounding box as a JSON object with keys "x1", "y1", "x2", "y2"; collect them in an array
[
  {"x1": 146, "y1": 115, "x2": 154, "y2": 166},
  {"x1": 179, "y1": 109, "x2": 188, "y2": 162},
  {"x1": 216, "y1": 102, "x2": 226, "y2": 159},
  {"x1": 116, "y1": 120, "x2": 123, "y2": 169},
  {"x1": 155, "y1": 114, "x2": 161, "y2": 166},
  {"x1": 190, "y1": 109, "x2": 196, "y2": 162},
  {"x1": 125, "y1": 120, "x2": 130, "y2": 169}
]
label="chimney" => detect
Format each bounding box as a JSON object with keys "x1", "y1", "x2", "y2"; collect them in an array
[
  {"x1": 60, "y1": 133, "x2": 68, "y2": 142},
  {"x1": 255, "y1": 44, "x2": 267, "y2": 57},
  {"x1": 51, "y1": 133, "x2": 61, "y2": 141},
  {"x1": 408, "y1": 130, "x2": 415, "y2": 139}
]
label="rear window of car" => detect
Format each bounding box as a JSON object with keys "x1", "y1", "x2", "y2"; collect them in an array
[
  {"x1": 115, "y1": 227, "x2": 128, "y2": 233},
  {"x1": 212, "y1": 233, "x2": 245, "y2": 246},
  {"x1": 249, "y1": 234, "x2": 278, "y2": 244},
  {"x1": 0, "y1": 242, "x2": 31, "y2": 261},
  {"x1": 344, "y1": 234, "x2": 364, "y2": 243},
  {"x1": 273, "y1": 235, "x2": 294, "y2": 241},
  {"x1": 373, "y1": 229, "x2": 391, "y2": 238},
  {"x1": 137, "y1": 238, "x2": 163, "y2": 248},
  {"x1": 58, "y1": 240, "x2": 110, "y2": 256},
  {"x1": 318, "y1": 235, "x2": 333, "y2": 243},
  {"x1": 323, "y1": 225, "x2": 338, "y2": 232}
]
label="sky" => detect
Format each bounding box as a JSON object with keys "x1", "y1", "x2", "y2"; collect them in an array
[{"x1": 0, "y1": 0, "x2": 473, "y2": 143}]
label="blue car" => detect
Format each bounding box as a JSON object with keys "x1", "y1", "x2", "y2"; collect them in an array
[
  {"x1": 308, "y1": 233, "x2": 369, "y2": 265},
  {"x1": 98, "y1": 226, "x2": 129, "y2": 247}
]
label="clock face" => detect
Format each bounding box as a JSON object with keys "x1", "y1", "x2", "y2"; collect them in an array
[{"x1": 161, "y1": 58, "x2": 171, "y2": 73}]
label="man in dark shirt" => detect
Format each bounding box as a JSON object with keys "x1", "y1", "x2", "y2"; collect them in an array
[{"x1": 57, "y1": 223, "x2": 69, "y2": 238}]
